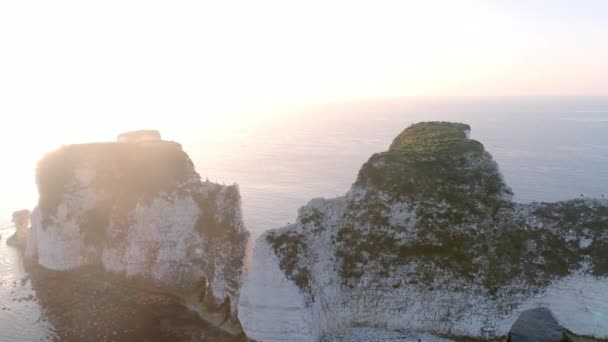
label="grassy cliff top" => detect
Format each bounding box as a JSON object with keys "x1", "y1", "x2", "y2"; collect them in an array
[
  {"x1": 357, "y1": 122, "x2": 506, "y2": 203},
  {"x1": 389, "y1": 122, "x2": 483, "y2": 155}
]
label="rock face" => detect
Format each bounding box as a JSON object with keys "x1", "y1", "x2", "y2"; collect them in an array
[
  {"x1": 508, "y1": 308, "x2": 565, "y2": 342},
  {"x1": 25, "y1": 139, "x2": 249, "y2": 330},
  {"x1": 238, "y1": 122, "x2": 608, "y2": 341},
  {"x1": 7, "y1": 209, "x2": 30, "y2": 247}
]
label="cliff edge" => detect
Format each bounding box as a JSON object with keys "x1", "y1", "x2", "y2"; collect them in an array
[
  {"x1": 238, "y1": 122, "x2": 608, "y2": 341},
  {"x1": 26, "y1": 138, "x2": 249, "y2": 333}
]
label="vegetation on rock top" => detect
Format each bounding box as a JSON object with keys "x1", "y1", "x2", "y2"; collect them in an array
[
  {"x1": 389, "y1": 121, "x2": 482, "y2": 155},
  {"x1": 268, "y1": 122, "x2": 608, "y2": 300}
]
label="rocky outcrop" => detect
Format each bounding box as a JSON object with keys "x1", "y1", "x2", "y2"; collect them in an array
[
  {"x1": 7, "y1": 209, "x2": 30, "y2": 247},
  {"x1": 116, "y1": 129, "x2": 161, "y2": 143},
  {"x1": 26, "y1": 139, "x2": 249, "y2": 332},
  {"x1": 238, "y1": 122, "x2": 608, "y2": 341},
  {"x1": 507, "y1": 308, "x2": 566, "y2": 342}
]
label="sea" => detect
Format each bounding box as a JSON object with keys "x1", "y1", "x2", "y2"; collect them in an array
[{"x1": 1, "y1": 96, "x2": 607, "y2": 339}]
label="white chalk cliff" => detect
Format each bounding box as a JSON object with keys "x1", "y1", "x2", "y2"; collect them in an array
[
  {"x1": 26, "y1": 139, "x2": 249, "y2": 329},
  {"x1": 238, "y1": 122, "x2": 608, "y2": 341}
]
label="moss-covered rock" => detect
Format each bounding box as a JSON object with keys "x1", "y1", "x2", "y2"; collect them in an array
[
  {"x1": 266, "y1": 230, "x2": 312, "y2": 294},
  {"x1": 240, "y1": 122, "x2": 608, "y2": 341}
]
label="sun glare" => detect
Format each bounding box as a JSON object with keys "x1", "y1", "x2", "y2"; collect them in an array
[{"x1": 1, "y1": 0, "x2": 608, "y2": 215}]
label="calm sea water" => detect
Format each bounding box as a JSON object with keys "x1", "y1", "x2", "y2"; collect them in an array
[
  {"x1": 1, "y1": 96, "x2": 607, "y2": 339},
  {"x1": 188, "y1": 97, "x2": 608, "y2": 236}
]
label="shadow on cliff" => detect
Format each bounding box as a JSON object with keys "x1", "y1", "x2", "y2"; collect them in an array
[{"x1": 24, "y1": 262, "x2": 246, "y2": 342}]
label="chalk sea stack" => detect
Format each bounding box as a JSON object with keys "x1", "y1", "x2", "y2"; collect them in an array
[
  {"x1": 6, "y1": 209, "x2": 31, "y2": 247},
  {"x1": 238, "y1": 122, "x2": 608, "y2": 341},
  {"x1": 25, "y1": 131, "x2": 249, "y2": 333}
]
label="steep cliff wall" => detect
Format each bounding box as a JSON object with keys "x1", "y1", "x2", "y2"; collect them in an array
[
  {"x1": 26, "y1": 140, "x2": 249, "y2": 330},
  {"x1": 238, "y1": 122, "x2": 608, "y2": 341}
]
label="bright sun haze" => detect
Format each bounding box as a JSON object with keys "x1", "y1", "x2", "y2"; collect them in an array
[{"x1": 0, "y1": 0, "x2": 607, "y2": 211}]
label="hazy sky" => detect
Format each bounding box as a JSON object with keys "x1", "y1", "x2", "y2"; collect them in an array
[
  {"x1": 0, "y1": 1, "x2": 607, "y2": 212},
  {"x1": 1, "y1": 1, "x2": 607, "y2": 131}
]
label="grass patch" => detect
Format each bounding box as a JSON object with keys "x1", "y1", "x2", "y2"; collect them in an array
[
  {"x1": 266, "y1": 231, "x2": 312, "y2": 294},
  {"x1": 389, "y1": 121, "x2": 482, "y2": 155}
]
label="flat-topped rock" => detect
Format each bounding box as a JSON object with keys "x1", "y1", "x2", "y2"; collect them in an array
[{"x1": 26, "y1": 139, "x2": 249, "y2": 334}]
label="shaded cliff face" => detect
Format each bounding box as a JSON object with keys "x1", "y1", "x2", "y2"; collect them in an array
[
  {"x1": 238, "y1": 122, "x2": 608, "y2": 341},
  {"x1": 7, "y1": 209, "x2": 30, "y2": 247},
  {"x1": 26, "y1": 141, "x2": 249, "y2": 328}
]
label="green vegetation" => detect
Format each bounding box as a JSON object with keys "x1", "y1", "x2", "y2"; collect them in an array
[
  {"x1": 192, "y1": 183, "x2": 249, "y2": 295},
  {"x1": 266, "y1": 231, "x2": 312, "y2": 294},
  {"x1": 299, "y1": 207, "x2": 325, "y2": 234},
  {"x1": 336, "y1": 197, "x2": 608, "y2": 294},
  {"x1": 263, "y1": 122, "x2": 607, "y2": 299},
  {"x1": 329, "y1": 122, "x2": 608, "y2": 294},
  {"x1": 532, "y1": 200, "x2": 608, "y2": 276},
  {"x1": 333, "y1": 122, "x2": 511, "y2": 287},
  {"x1": 389, "y1": 121, "x2": 482, "y2": 155},
  {"x1": 356, "y1": 123, "x2": 511, "y2": 213}
]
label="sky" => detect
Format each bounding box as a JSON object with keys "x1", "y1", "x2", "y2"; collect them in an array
[{"x1": 0, "y1": 0, "x2": 607, "y2": 214}]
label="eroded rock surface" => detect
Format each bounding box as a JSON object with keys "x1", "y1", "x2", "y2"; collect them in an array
[
  {"x1": 238, "y1": 122, "x2": 608, "y2": 341},
  {"x1": 7, "y1": 209, "x2": 30, "y2": 247},
  {"x1": 26, "y1": 139, "x2": 249, "y2": 332}
]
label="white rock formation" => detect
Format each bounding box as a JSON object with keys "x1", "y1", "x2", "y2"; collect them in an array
[
  {"x1": 26, "y1": 139, "x2": 249, "y2": 330},
  {"x1": 7, "y1": 209, "x2": 30, "y2": 247},
  {"x1": 238, "y1": 122, "x2": 608, "y2": 341},
  {"x1": 239, "y1": 234, "x2": 316, "y2": 341}
]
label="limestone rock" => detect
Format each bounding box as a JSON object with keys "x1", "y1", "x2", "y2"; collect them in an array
[
  {"x1": 26, "y1": 138, "x2": 249, "y2": 331},
  {"x1": 238, "y1": 122, "x2": 608, "y2": 341}
]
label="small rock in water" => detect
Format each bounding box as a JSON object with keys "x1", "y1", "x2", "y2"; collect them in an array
[{"x1": 508, "y1": 308, "x2": 566, "y2": 342}]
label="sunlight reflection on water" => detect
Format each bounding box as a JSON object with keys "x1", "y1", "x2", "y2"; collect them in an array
[{"x1": 0, "y1": 226, "x2": 56, "y2": 341}]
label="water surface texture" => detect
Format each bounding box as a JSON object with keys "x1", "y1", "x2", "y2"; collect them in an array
[
  {"x1": 0, "y1": 227, "x2": 55, "y2": 341},
  {"x1": 188, "y1": 97, "x2": 608, "y2": 235}
]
